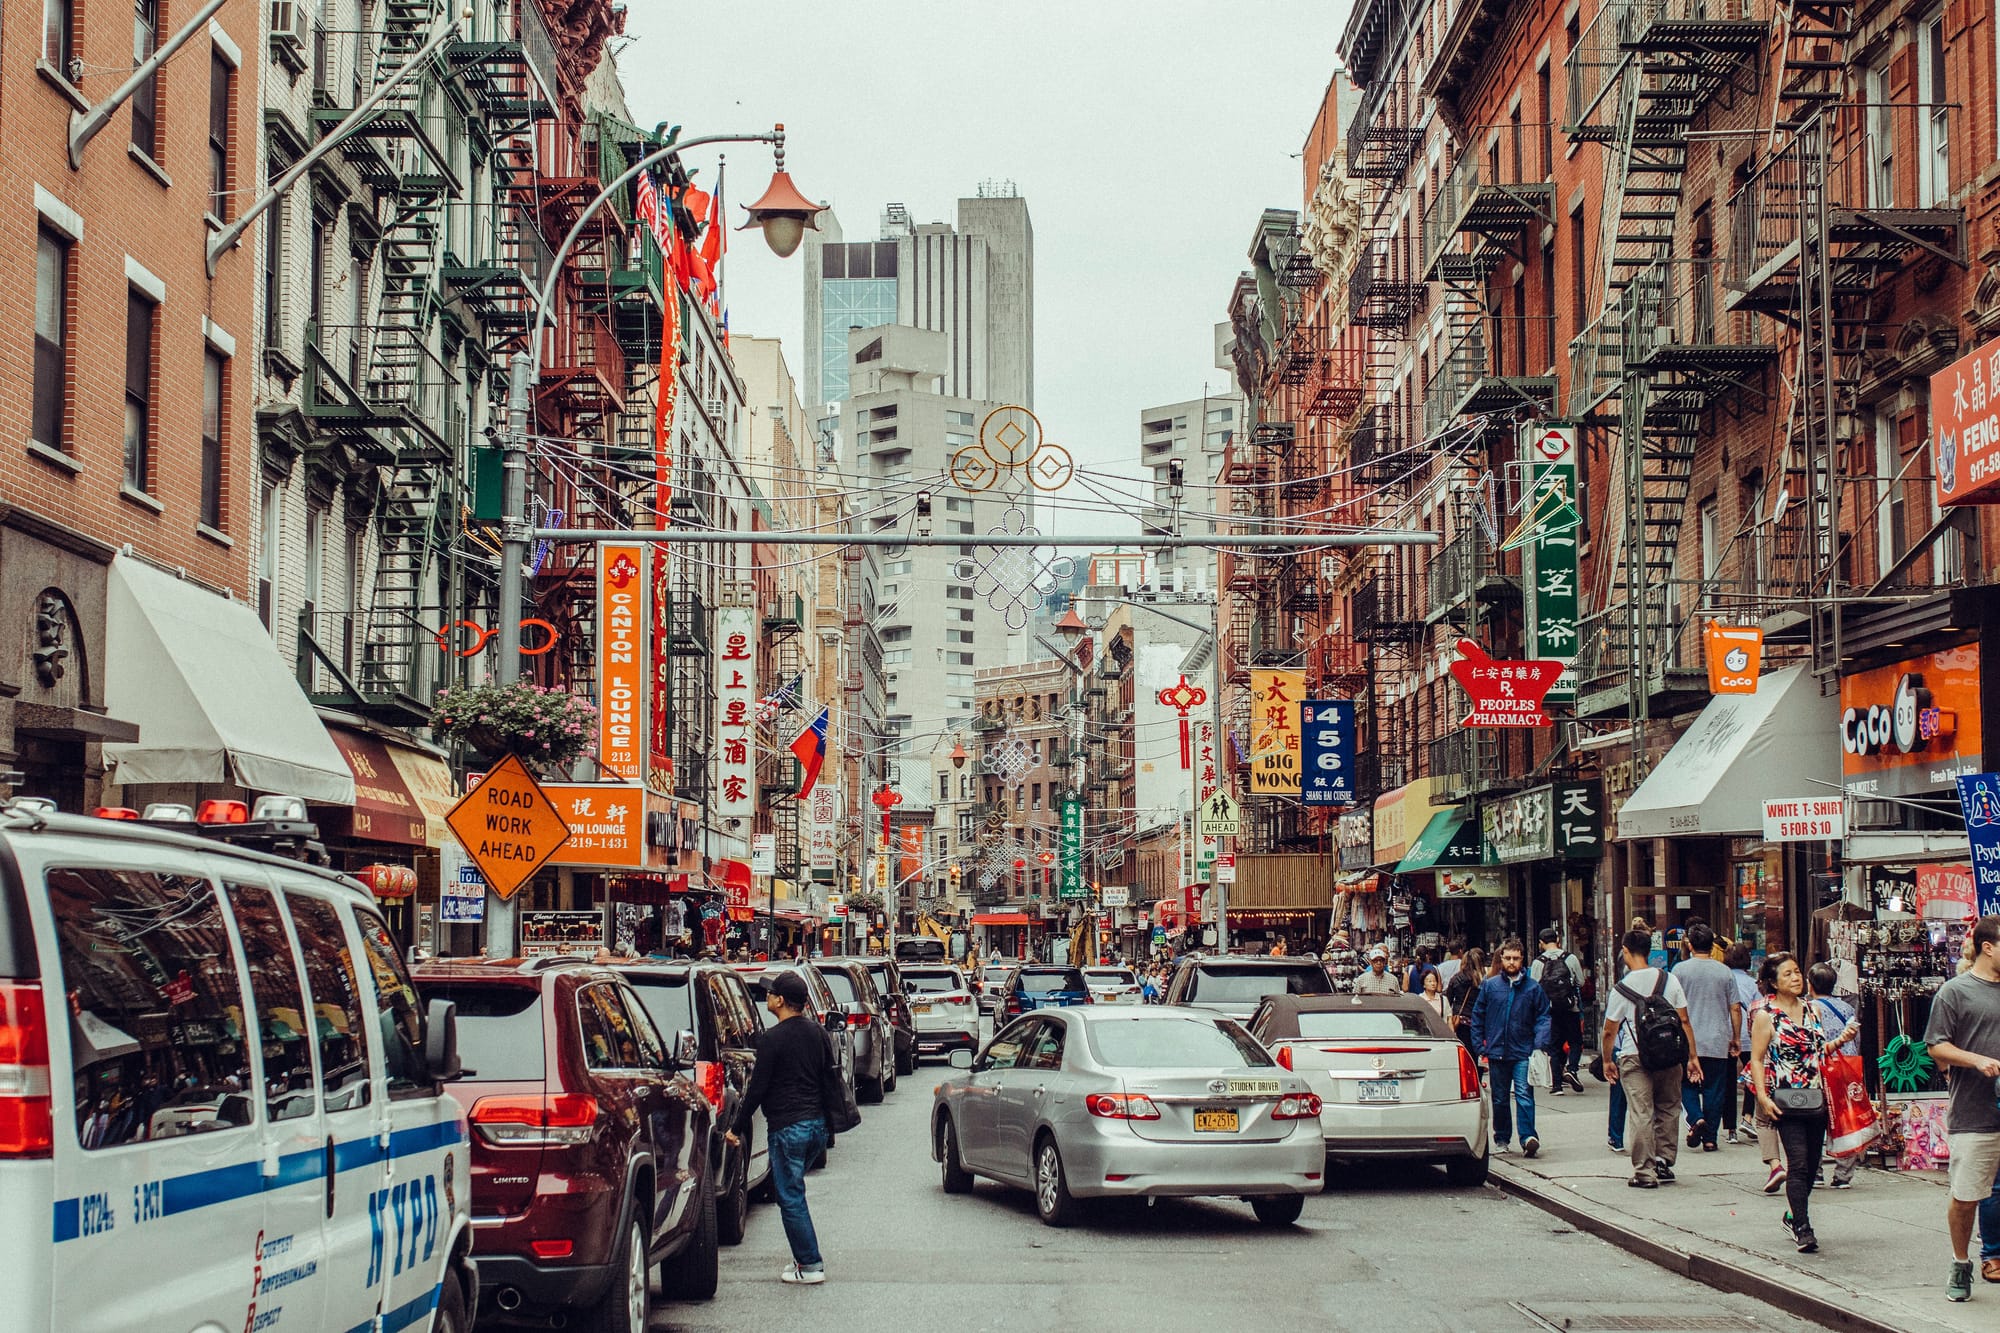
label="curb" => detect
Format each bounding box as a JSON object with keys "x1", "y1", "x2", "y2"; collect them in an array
[{"x1": 1487, "y1": 1162, "x2": 1918, "y2": 1333}]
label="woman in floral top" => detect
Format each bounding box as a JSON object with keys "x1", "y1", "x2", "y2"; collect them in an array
[{"x1": 1749, "y1": 952, "x2": 1861, "y2": 1254}]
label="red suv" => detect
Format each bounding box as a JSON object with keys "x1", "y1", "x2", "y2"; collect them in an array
[{"x1": 415, "y1": 960, "x2": 719, "y2": 1330}]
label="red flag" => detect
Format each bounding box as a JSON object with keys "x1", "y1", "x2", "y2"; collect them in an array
[{"x1": 789, "y1": 708, "x2": 829, "y2": 798}]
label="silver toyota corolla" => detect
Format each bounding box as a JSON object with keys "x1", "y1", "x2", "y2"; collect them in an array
[{"x1": 930, "y1": 1005, "x2": 1325, "y2": 1227}]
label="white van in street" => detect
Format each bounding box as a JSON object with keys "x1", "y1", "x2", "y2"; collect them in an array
[{"x1": 0, "y1": 796, "x2": 477, "y2": 1333}]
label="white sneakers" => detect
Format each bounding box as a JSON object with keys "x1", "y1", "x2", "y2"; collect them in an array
[{"x1": 781, "y1": 1263, "x2": 827, "y2": 1285}]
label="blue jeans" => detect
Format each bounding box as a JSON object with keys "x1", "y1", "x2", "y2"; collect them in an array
[
  {"x1": 1609, "y1": 1080, "x2": 1628, "y2": 1148},
  {"x1": 1980, "y1": 1161, "x2": 2000, "y2": 1262},
  {"x1": 1680, "y1": 1056, "x2": 1731, "y2": 1145},
  {"x1": 1488, "y1": 1058, "x2": 1538, "y2": 1145},
  {"x1": 767, "y1": 1118, "x2": 826, "y2": 1269}
]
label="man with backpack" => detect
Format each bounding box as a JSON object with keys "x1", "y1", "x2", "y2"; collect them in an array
[
  {"x1": 1602, "y1": 926, "x2": 1705, "y2": 1188},
  {"x1": 1531, "y1": 927, "x2": 1586, "y2": 1094}
]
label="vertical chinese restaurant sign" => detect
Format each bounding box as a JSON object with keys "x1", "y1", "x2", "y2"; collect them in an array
[
  {"x1": 809, "y1": 784, "x2": 838, "y2": 871},
  {"x1": 714, "y1": 604, "x2": 759, "y2": 823},
  {"x1": 1249, "y1": 669, "x2": 1304, "y2": 794},
  {"x1": 1193, "y1": 718, "x2": 1220, "y2": 872},
  {"x1": 1520, "y1": 423, "x2": 1580, "y2": 703},
  {"x1": 648, "y1": 547, "x2": 673, "y2": 795},
  {"x1": 1933, "y1": 337, "x2": 2000, "y2": 506},
  {"x1": 598, "y1": 544, "x2": 644, "y2": 781}
]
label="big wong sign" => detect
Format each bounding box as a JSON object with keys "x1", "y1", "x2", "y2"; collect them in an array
[
  {"x1": 1932, "y1": 337, "x2": 2000, "y2": 506},
  {"x1": 1249, "y1": 669, "x2": 1303, "y2": 794}
]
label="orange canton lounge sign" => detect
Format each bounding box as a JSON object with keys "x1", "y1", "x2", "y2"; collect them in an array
[
  {"x1": 598, "y1": 544, "x2": 644, "y2": 781},
  {"x1": 1933, "y1": 337, "x2": 2000, "y2": 505}
]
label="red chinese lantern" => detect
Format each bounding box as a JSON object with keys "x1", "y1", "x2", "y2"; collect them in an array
[{"x1": 356, "y1": 864, "x2": 417, "y2": 899}]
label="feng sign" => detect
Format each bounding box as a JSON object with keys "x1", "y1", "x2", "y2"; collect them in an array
[
  {"x1": 713, "y1": 604, "x2": 759, "y2": 823},
  {"x1": 1300, "y1": 700, "x2": 1355, "y2": 807},
  {"x1": 598, "y1": 544, "x2": 644, "y2": 781},
  {"x1": 1520, "y1": 423, "x2": 1580, "y2": 704}
]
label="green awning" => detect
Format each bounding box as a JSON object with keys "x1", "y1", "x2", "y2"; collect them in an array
[{"x1": 1395, "y1": 807, "x2": 1493, "y2": 872}]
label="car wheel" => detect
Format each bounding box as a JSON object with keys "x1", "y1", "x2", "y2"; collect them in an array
[
  {"x1": 896, "y1": 1043, "x2": 917, "y2": 1077},
  {"x1": 1250, "y1": 1194, "x2": 1305, "y2": 1226},
  {"x1": 1444, "y1": 1147, "x2": 1491, "y2": 1188},
  {"x1": 432, "y1": 1269, "x2": 471, "y2": 1333},
  {"x1": 884, "y1": 1057, "x2": 898, "y2": 1094},
  {"x1": 716, "y1": 1145, "x2": 750, "y2": 1247},
  {"x1": 659, "y1": 1170, "x2": 720, "y2": 1302},
  {"x1": 1033, "y1": 1136, "x2": 1078, "y2": 1228},
  {"x1": 589, "y1": 1215, "x2": 650, "y2": 1332},
  {"x1": 940, "y1": 1116, "x2": 974, "y2": 1194},
  {"x1": 857, "y1": 1067, "x2": 885, "y2": 1104}
]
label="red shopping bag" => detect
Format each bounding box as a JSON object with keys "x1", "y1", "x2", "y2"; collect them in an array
[{"x1": 1825, "y1": 1052, "x2": 1879, "y2": 1158}]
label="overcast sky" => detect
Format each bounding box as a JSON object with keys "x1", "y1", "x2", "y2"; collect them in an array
[{"x1": 616, "y1": 1, "x2": 1351, "y2": 534}]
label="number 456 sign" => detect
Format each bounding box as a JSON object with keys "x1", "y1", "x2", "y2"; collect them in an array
[{"x1": 1300, "y1": 700, "x2": 1354, "y2": 807}]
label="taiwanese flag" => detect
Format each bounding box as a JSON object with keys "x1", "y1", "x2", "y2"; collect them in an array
[{"x1": 789, "y1": 707, "x2": 829, "y2": 798}]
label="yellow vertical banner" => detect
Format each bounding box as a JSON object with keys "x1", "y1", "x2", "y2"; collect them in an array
[{"x1": 1249, "y1": 669, "x2": 1304, "y2": 794}]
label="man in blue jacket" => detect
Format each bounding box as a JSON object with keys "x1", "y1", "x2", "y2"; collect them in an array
[{"x1": 1471, "y1": 938, "x2": 1554, "y2": 1157}]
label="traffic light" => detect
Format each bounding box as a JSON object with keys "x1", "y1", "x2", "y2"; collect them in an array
[{"x1": 948, "y1": 865, "x2": 962, "y2": 883}]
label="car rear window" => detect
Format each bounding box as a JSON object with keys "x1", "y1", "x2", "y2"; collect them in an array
[
  {"x1": 903, "y1": 969, "x2": 963, "y2": 992},
  {"x1": 420, "y1": 984, "x2": 544, "y2": 1082},
  {"x1": 1187, "y1": 964, "x2": 1332, "y2": 1003},
  {"x1": 819, "y1": 969, "x2": 858, "y2": 1003},
  {"x1": 1021, "y1": 968, "x2": 1086, "y2": 993},
  {"x1": 1087, "y1": 1015, "x2": 1276, "y2": 1069},
  {"x1": 623, "y1": 975, "x2": 694, "y2": 1040},
  {"x1": 1294, "y1": 1010, "x2": 1441, "y2": 1040},
  {"x1": 1085, "y1": 968, "x2": 1136, "y2": 985}
]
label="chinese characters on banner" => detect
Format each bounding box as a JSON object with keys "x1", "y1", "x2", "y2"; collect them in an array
[
  {"x1": 597, "y1": 544, "x2": 644, "y2": 781},
  {"x1": 1059, "y1": 794, "x2": 1086, "y2": 899},
  {"x1": 713, "y1": 604, "x2": 759, "y2": 823},
  {"x1": 1932, "y1": 337, "x2": 2000, "y2": 506},
  {"x1": 809, "y1": 784, "x2": 838, "y2": 871},
  {"x1": 1249, "y1": 669, "x2": 1304, "y2": 794},
  {"x1": 648, "y1": 547, "x2": 673, "y2": 794},
  {"x1": 1521, "y1": 424, "x2": 1580, "y2": 704},
  {"x1": 899, "y1": 824, "x2": 924, "y2": 885},
  {"x1": 1300, "y1": 700, "x2": 1355, "y2": 807},
  {"x1": 1193, "y1": 718, "x2": 1220, "y2": 873}
]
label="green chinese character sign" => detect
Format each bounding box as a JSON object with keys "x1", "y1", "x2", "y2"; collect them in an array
[
  {"x1": 1516, "y1": 424, "x2": 1581, "y2": 705},
  {"x1": 1060, "y1": 795, "x2": 1086, "y2": 900}
]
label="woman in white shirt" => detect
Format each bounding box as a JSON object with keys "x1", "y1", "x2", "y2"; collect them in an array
[{"x1": 1417, "y1": 967, "x2": 1449, "y2": 1023}]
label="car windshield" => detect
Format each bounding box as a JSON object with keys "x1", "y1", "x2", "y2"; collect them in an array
[
  {"x1": 819, "y1": 970, "x2": 858, "y2": 1003},
  {"x1": 623, "y1": 976, "x2": 693, "y2": 1038},
  {"x1": 982, "y1": 967, "x2": 1012, "y2": 984},
  {"x1": 1085, "y1": 968, "x2": 1136, "y2": 985},
  {"x1": 1187, "y1": 964, "x2": 1332, "y2": 1003},
  {"x1": 904, "y1": 970, "x2": 964, "y2": 993},
  {"x1": 1021, "y1": 969, "x2": 1086, "y2": 993},
  {"x1": 419, "y1": 984, "x2": 543, "y2": 1082},
  {"x1": 1087, "y1": 1015, "x2": 1276, "y2": 1069},
  {"x1": 1293, "y1": 1010, "x2": 1439, "y2": 1039}
]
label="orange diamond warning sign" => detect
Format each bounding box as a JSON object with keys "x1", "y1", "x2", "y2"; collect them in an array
[{"x1": 445, "y1": 753, "x2": 572, "y2": 900}]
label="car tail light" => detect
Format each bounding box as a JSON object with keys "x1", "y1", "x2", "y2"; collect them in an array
[
  {"x1": 848, "y1": 1011, "x2": 872, "y2": 1028},
  {"x1": 1458, "y1": 1047, "x2": 1481, "y2": 1100},
  {"x1": 196, "y1": 799, "x2": 249, "y2": 825},
  {"x1": 530, "y1": 1239, "x2": 575, "y2": 1260},
  {"x1": 470, "y1": 1094, "x2": 599, "y2": 1146},
  {"x1": 693, "y1": 1060, "x2": 726, "y2": 1113},
  {"x1": 1275, "y1": 1044, "x2": 1294, "y2": 1070},
  {"x1": 1085, "y1": 1092, "x2": 1161, "y2": 1120},
  {"x1": 0, "y1": 982, "x2": 53, "y2": 1158},
  {"x1": 1273, "y1": 1093, "x2": 1324, "y2": 1120}
]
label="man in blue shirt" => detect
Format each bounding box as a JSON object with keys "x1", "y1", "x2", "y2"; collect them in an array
[{"x1": 1471, "y1": 938, "x2": 1554, "y2": 1157}]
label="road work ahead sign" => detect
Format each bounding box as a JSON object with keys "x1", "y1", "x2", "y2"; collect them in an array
[{"x1": 446, "y1": 753, "x2": 573, "y2": 900}]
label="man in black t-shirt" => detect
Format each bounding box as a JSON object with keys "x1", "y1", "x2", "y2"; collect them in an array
[{"x1": 725, "y1": 969, "x2": 832, "y2": 1285}]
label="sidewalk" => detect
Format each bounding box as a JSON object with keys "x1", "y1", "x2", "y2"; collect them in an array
[{"x1": 1487, "y1": 1081, "x2": 1987, "y2": 1333}]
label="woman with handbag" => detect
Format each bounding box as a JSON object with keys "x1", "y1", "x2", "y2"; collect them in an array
[
  {"x1": 1447, "y1": 947, "x2": 1486, "y2": 1057},
  {"x1": 1749, "y1": 952, "x2": 1860, "y2": 1254}
]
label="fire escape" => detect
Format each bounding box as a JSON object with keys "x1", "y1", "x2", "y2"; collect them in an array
[
  {"x1": 1565, "y1": 0, "x2": 1770, "y2": 721},
  {"x1": 1727, "y1": 0, "x2": 1964, "y2": 674}
]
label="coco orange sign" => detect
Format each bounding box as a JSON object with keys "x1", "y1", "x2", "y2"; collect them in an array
[
  {"x1": 1839, "y1": 645, "x2": 1982, "y2": 798},
  {"x1": 1932, "y1": 337, "x2": 2000, "y2": 505},
  {"x1": 1705, "y1": 623, "x2": 1763, "y2": 694},
  {"x1": 597, "y1": 544, "x2": 644, "y2": 780}
]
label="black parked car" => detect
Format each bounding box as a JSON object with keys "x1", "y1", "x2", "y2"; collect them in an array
[
  {"x1": 823, "y1": 954, "x2": 917, "y2": 1077},
  {"x1": 614, "y1": 961, "x2": 772, "y2": 1244}
]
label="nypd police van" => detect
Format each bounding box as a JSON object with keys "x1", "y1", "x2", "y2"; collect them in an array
[{"x1": 0, "y1": 795, "x2": 477, "y2": 1332}]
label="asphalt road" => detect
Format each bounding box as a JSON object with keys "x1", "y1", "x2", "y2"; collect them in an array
[{"x1": 651, "y1": 1045, "x2": 1834, "y2": 1333}]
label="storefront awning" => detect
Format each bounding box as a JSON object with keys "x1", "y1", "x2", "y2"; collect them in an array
[
  {"x1": 102, "y1": 558, "x2": 355, "y2": 804},
  {"x1": 1617, "y1": 664, "x2": 1838, "y2": 839},
  {"x1": 1396, "y1": 807, "x2": 1490, "y2": 873},
  {"x1": 972, "y1": 912, "x2": 1035, "y2": 926},
  {"x1": 326, "y1": 727, "x2": 428, "y2": 845}
]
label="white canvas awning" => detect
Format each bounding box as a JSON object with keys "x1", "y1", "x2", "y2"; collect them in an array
[
  {"x1": 1616, "y1": 664, "x2": 1837, "y2": 839},
  {"x1": 101, "y1": 557, "x2": 356, "y2": 804}
]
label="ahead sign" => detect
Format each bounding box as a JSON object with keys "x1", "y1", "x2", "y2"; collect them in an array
[
  {"x1": 1197, "y1": 789, "x2": 1241, "y2": 838},
  {"x1": 445, "y1": 753, "x2": 572, "y2": 900}
]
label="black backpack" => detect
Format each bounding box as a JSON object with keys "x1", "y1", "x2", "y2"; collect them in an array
[
  {"x1": 1539, "y1": 952, "x2": 1579, "y2": 1012},
  {"x1": 1615, "y1": 971, "x2": 1689, "y2": 1073}
]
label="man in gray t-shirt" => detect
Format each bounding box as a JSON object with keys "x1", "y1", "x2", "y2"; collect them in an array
[
  {"x1": 1922, "y1": 916, "x2": 2000, "y2": 1301},
  {"x1": 1674, "y1": 924, "x2": 1741, "y2": 1151}
]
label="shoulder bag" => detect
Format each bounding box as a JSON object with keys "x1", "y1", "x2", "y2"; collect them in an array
[
  {"x1": 1770, "y1": 1003, "x2": 1827, "y2": 1116},
  {"x1": 819, "y1": 1026, "x2": 862, "y2": 1134}
]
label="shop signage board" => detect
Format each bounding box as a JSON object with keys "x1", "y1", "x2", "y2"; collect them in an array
[
  {"x1": 1954, "y1": 772, "x2": 2000, "y2": 914},
  {"x1": 1840, "y1": 645, "x2": 1981, "y2": 797},
  {"x1": 1438, "y1": 868, "x2": 1507, "y2": 899},
  {"x1": 713, "y1": 603, "x2": 759, "y2": 822},
  {"x1": 1194, "y1": 719, "x2": 1220, "y2": 870},
  {"x1": 750, "y1": 832, "x2": 776, "y2": 876},
  {"x1": 1931, "y1": 336, "x2": 2000, "y2": 506},
  {"x1": 648, "y1": 547, "x2": 673, "y2": 795},
  {"x1": 521, "y1": 910, "x2": 602, "y2": 958},
  {"x1": 1552, "y1": 779, "x2": 1603, "y2": 859},
  {"x1": 1197, "y1": 788, "x2": 1241, "y2": 838},
  {"x1": 1300, "y1": 699, "x2": 1355, "y2": 807},
  {"x1": 544, "y1": 783, "x2": 645, "y2": 868},
  {"x1": 1519, "y1": 424, "x2": 1580, "y2": 704},
  {"x1": 597, "y1": 544, "x2": 645, "y2": 780},
  {"x1": 1448, "y1": 640, "x2": 1565, "y2": 727},
  {"x1": 1100, "y1": 884, "x2": 1129, "y2": 907},
  {"x1": 809, "y1": 785, "x2": 838, "y2": 871},
  {"x1": 1761, "y1": 796, "x2": 1846, "y2": 843},
  {"x1": 439, "y1": 841, "x2": 486, "y2": 924},
  {"x1": 1215, "y1": 854, "x2": 1237, "y2": 884},
  {"x1": 1705, "y1": 623, "x2": 1764, "y2": 695},
  {"x1": 1483, "y1": 786, "x2": 1553, "y2": 863},
  {"x1": 444, "y1": 753, "x2": 573, "y2": 900},
  {"x1": 1337, "y1": 809, "x2": 1373, "y2": 870},
  {"x1": 1060, "y1": 795, "x2": 1086, "y2": 900},
  {"x1": 1248, "y1": 669, "x2": 1304, "y2": 793}
]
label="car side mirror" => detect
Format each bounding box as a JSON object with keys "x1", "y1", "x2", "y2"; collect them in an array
[
  {"x1": 423, "y1": 999, "x2": 463, "y2": 1081},
  {"x1": 673, "y1": 1028, "x2": 698, "y2": 1069},
  {"x1": 948, "y1": 1049, "x2": 974, "y2": 1070},
  {"x1": 824, "y1": 1011, "x2": 848, "y2": 1031}
]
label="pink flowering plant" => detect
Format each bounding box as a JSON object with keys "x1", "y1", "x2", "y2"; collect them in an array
[{"x1": 431, "y1": 680, "x2": 598, "y2": 769}]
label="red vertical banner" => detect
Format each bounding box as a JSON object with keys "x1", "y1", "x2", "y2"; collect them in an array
[
  {"x1": 899, "y1": 823, "x2": 924, "y2": 885},
  {"x1": 597, "y1": 544, "x2": 644, "y2": 781},
  {"x1": 648, "y1": 544, "x2": 672, "y2": 793}
]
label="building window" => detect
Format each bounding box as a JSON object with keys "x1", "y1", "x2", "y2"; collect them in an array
[
  {"x1": 259, "y1": 482, "x2": 280, "y2": 631},
  {"x1": 263, "y1": 197, "x2": 284, "y2": 346},
  {"x1": 132, "y1": 0, "x2": 160, "y2": 161},
  {"x1": 1568, "y1": 202, "x2": 1588, "y2": 344},
  {"x1": 1875, "y1": 406, "x2": 1905, "y2": 578},
  {"x1": 34, "y1": 228, "x2": 70, "y2": 451},
  {"x1": 201, "y1": 349, "x2": 225, "y2": 528},
  {"x1": 304, "y1": 505, "x2": 325, "y2": 630},
  {"x1": 209, "y1": 51, "x2": 233, "y2": 218},
  {"x1": 44, "y1": 0, "x2": 73, "y2": 71},
  {"x1": 1865, "y1": 61, "x2": 1894, "y2": 208},
  {"x1": 1918, "y1": 12, "x2": 1948, "y2": 207},
  {"x1": 124, "y1": 289, "x2": 156, "y2": 493},
  {"x1": 938, "y1": 773, "x2": 950, "y2": 801},
  {"x1": 1697, "y1": 498, "x2": 1718, "y2": 607}
]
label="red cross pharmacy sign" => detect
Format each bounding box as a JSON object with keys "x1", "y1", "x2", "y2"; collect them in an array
[{"x1": 1448, "y1": 640, "x2": 1565, "y2": 728}]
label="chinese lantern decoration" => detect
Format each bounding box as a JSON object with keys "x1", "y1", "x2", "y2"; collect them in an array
[{"x1": 355, "y1": 864, "x2": 418, "y2": 899}]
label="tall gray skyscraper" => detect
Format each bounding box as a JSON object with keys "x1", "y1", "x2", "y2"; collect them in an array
[{"x1": 803, "y1": 187, "x2": 1034, "y2": 414}]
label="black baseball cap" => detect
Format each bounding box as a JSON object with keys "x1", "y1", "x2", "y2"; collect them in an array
[{"x1": 768, "y1": 970, "x2": 811, "y2": 1008}]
